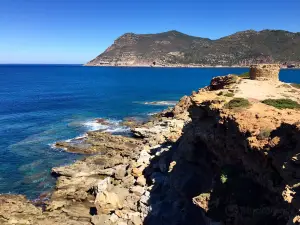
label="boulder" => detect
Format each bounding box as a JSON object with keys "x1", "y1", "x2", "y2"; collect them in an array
[
  {"x1": 91, "y1": 215, "x2": 111, "y2": 225},
  {"x1": 115, "y1": 164, "x2": 128, "y2": 180},
  {"x1": 0, "y1": 195, "x2": 42, "y2": 224},
  {"x1": 131, "y1": 167, "x2": 144, "y2": 178},
  {"x1": 122, "y1": 175, "x2": 136, "y2": 188},
  {"x1": 209, "y1": 74, "x2": 239, "y2": 90},
  {"x1": 95, "y1": 177, "x2": 112, "y2": 194},
  {"x1": 136, "y1": 175, "x2": 147, "y2": 186},
  {"x1": 130, "y1": 186, "x2": 145, "y2": 196},
  {"x1": 94, "y1": 186, "x2": 129, "y2": 214},
  {"x1": 95, "y1": 191, "x2": 122, "y2": 214}
]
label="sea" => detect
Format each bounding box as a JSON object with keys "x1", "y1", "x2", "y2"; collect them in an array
[{"x1": 0, "y1": 65, "x2": 299, "y2": 199}]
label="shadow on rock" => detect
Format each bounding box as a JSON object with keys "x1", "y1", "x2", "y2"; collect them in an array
[{"x1": 142, "y1": 102, "x2": 298, "y2": 225}]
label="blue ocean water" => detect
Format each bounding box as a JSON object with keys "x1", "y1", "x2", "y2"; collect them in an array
[{"x1": 0, "y1": 65, "x2": 299, "y2": 199}]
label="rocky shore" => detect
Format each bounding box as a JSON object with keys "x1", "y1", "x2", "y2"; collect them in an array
[{"x1": 1, "y1": 65, "x2": 300, "y2": 225}]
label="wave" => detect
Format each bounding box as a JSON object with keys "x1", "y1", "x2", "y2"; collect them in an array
[
  {"x1": 51, "y1": 118, "x2": 129, "y2": 150},
  {"x1": 147, "y1": 111, "x2": 161, "y2": 116},
  {"x1": 81, "y1": 119, "x2": 128, "y2": 133},
  {"x1": 134, "y1": 101, "x2": 177, "y2": 106}
]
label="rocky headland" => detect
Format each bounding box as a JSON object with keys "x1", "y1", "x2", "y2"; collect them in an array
[
  {"x1": 85, "y1": 30, "x2": 300, "y2": 68},
  {"x1": 1, "y1": 64, "x2": 300, "y2": 225}
]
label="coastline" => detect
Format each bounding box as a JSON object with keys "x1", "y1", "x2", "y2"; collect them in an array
[
  {"x1": 1, "y1": 69, "x2": 300, "y2": 224},
  {"x1": 84, "y1": 64, "x2": 250, "y2": 68},
  {"x1": 84, "y1": 63, "x2": 300, "y2": 69}
]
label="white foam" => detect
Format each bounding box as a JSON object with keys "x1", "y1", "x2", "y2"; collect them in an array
[
  {"x1": 82, "y1": 121, "x2": 109, "y2": 131},
  {"x1": 105, "y1": 127, "x2": 130, "y2": 133},
  {"x1": 50, "y1": 118, "x2": 130, "y2": 150},
  {"x1": 136, "y1": 101, "x2": 177, "y2": 106},
  {"x1": 147, "y1": 111, "x2": 161, "y2": 116},
  {"x1": 49, "y1": 142, "x2": 66, "y2": 151},
  {"x1": 81, "y1": 119, "x2": 125, "y2": 132},
  {"x1": 74, "y1": 133, "x2": 88, "y2": 140}
]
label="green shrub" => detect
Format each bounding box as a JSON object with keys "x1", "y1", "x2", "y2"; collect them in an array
[
  {"x1": 239, "y1": 71, "x2": 250, "y2": 79},
  {"x1": 257, "y1": 128, "x2": 272, "y2": 140},
  {"x1": 261, "y1": 99, "x2": 300, "y2": 109},
  {"x1": 220, "y1": 173, "x2": 228, "y2": 184},
  {"x1": 225, "y1": 98, "x2": 251, "y2": 109},
  {"x1": 291, "y1": 83, "x2": 300, "y2": 89},
  {"x1": 217, "y1": 92, "x2": 234, "y2": 97},
  {"x1": 277, "y1": 83, "x2": 291, "y2": 88},
  {"x1": 224, "y1": 92, "x2": 234, "y2": 97}
]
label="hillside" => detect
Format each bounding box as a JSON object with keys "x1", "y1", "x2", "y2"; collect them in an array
[{"x1": 86, "y1": 29, "x2": 300, "y2": 67}]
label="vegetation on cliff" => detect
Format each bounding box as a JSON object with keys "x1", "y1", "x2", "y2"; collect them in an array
[
  {"x1": 262, "y1": 98, "x2": 300, "y2": 109},
  {"x1": 291, "y1": 83, "x2": 300, "y2": 89},
  {"x1": 239, "y1": 71, "x2": 250, "y2": 78},
  {"x1": 225, "y1": 97, "x2": 251, "y2": 109}
]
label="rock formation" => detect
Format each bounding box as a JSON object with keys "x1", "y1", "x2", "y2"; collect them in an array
[
  {"x1": 1, "y1": 66, "x2": 300, "y2": 225},
  {"x1": 250, "y1": 64, "x2": 281, "y2": 81}
]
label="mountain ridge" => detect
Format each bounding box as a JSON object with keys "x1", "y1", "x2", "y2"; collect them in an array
[{"x1": 86, "y1": 29, "x2": 300, "y2": 67}]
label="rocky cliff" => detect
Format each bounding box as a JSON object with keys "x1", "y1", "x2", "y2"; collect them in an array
[
  {"x1": 86, "y1": 30, "x2": 300, "y2": 67},
  {"x1": 1, "y1": 66, "x2": 300, "y2": 225}
]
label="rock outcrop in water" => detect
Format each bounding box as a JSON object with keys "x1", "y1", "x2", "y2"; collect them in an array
[
  {"x1": 1, "y1": 65, "x2": 300, "y2": 224},
  {"x1": 86, "y1": 30, "x2": 300, "y2": 67}
]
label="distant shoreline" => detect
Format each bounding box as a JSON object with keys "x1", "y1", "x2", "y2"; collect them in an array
[
  {"x1": 84, "y1": 64, "x2": 300, "y2": 69},
  {"x1": 84, "y1": 63, "x2": 249, "y2": 68}
]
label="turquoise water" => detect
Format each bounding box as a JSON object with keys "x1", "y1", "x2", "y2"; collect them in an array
[{"x1": 0, "y1": 65, "x2": 299, "y2": 199}]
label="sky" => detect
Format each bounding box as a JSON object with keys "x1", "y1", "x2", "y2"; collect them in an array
[{"x1": 0, "y1": 0, "x2": 299, "y2": 64}]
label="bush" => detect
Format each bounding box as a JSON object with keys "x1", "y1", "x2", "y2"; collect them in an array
[
  {"x1": 277, "y1": 83, "x2": 291, "y2": 89},
  {"x1": 257, "y1": 128, "x2": 272, "y2": 140},
  {"x1": 225, "y1": 98, "x2": 251, "y2": 109},
  {"x1": 224, "y1": 92, "x2": 234, "y2": 97},
  {"x1": 220, "y1": 173, "x2": 228, "y2": 184},
  {"x1": 261, "y1": 99, "x2": 300, "y2": 109},
  {"x1": 291, "y1": 83, "x2": 300, "y2": 89},
  {"x1": 239, "y1": 71, "x2": 250, "y2": 79},
  {"x1": 217, "y1": 92, "x2": 234, "y2": 97}
]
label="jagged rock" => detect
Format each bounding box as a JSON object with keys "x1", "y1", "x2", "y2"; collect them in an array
[
  {"x1": 130, "y1": 186, "x2": 145, "y2": 196},
  {"x1": 55, "y1": 132, "x2": 142, "y2": 154},
  {"x1": 51, "y1": 159, "x2": 115, "y2": 177},
  {"x1": 110, "y1": 213, "x2": 119, "y2": 223},
  {"x1": 95, "y1": 191, "x2": 122, "y2": 214},
  {"x1": 140, "y1": 191, "x2": 150, "y2": 205},
  {"x1": 136, "y1": 175, "x2": 146, "y2": 186},
  {"x1": 117, "y1": 222, "x2": 127, "y2": 225},
  {"x1": 123, "y1": 194, "x2": 140, "y2": 211},
  {"x1": 137, "y1": 150, "x2": 151, "y2": 166},
  {"x1": 120, "y1": 117, "x2": 143, "y2": 128},
  {"x1": 95, "y1": 118, "x2": 112, "y2": 125},
  {"x1": 91, "y1": 215, "x2": 111, "y2": 225},
  {"x1": 131, "y1": 167, "x2": 144, "y2": 178},
  {"x1": 0, "y1": 195, "x2": 42, "y2": 224},
  {"x1": 95, "y1": 177, "x2": 112, "y2": 194},
  {"x1": 122, "y1": 175, "x2": 136, "y2": 188},
  {"x1": 95, "y1": 186, "x2": 129, "y2": 214},
  {"x1": 115, "y1": 164, "x2": 128, "y2": 180},
  {"x1": 209, "y1": 74, "x2": 239, "y2": 90},
  {"x1": 115, "y1": 210, "x2": 142, "y2": 225}
]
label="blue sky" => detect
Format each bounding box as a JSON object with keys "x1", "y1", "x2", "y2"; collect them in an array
[{"x1": 1, "y1": 0, "x2": 299, "y2": 64}]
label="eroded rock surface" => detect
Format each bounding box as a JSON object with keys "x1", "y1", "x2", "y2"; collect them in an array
[{"x1": 2, "y1": 71, "x2": 300, "y2": 225}]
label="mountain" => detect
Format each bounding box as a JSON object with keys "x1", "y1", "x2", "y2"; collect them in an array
[{"x1": 86, "y1": 29, "x2": 300, "y2": 67}]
